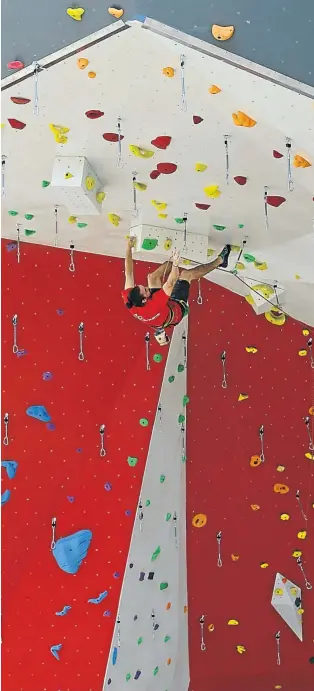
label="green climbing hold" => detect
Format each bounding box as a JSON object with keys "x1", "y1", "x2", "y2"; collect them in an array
[
  {"x1": 178, "y1": 414, "x2": 185, "y2": 424},
  {"x1": 183, "y1": 395, "x2": 189, "y2": 406},
  {"x1": 126, "y1": 673, "x2": 132, "y2": 681},
  {"x1": 182, "y1": 455, "x2": 187, "y2": 463},
  {"x1": 41, "y1": 180, "x2": 50, "y2": 187},
  {"x1": 153, "y1": 667, "x2": 159, "y2": 676},
  {"x1": 127, "y1": 456, "x2": 138, "y2": 467},
  {"x1": 168, "y1": 375, "x2": 175, "y2": 383},
  {"x1": 243, "y1": 253, "x2": 255, "y2": 262},
  {"x1": 160, "y1": 474, "x2": 165, "y2": 483},
  {"x1": 213, "y1": 224, "x2": 226, "y2": 231},
  {"x1": 24, "y1": 213, "x2": 34, "y2": 220},
  {"x1": 177, "y1": 364, "x2": 184, "y2": 373},
  {"x1": 137, "y1": 637, "x2": 143, "y2": 645},
  {"x1": 231, "y1": 268, "x2": 238, "y2": 275},
  {"x1": 166, "y1": 512, "x2": 172, "y2": 521},
  {"x1": 77, "y1": 222, "x2": 88, "y2": 228},
  {"x1": 153, "y1": 353, "x2": 163, "y2": 363},
  {"x1": 164, "y1": 635, "x2": 171, "y2": 642},
  {"x1": 24, "y1": 229, "x2": 36, "y2": 236},
  {"x1": 151, "y1": 546, "x2": 161, "y2": 561},
  {"x1": 8, "y1": 210, "x2": 18, "y2": 216},
  {"x1": 141, "y1": 238, "x2": 158, "y2": 250},
  {"x1": 175, "y1": 217, "x2": 185, "y2": 224},
  {"x1": 238, "y1": 223, "x2": 244, "y2": 228},
  {"x1": 145, "y1": 499, "x2": 151, "y2": 506},
  {"x1": 140, "y1": 418, "x2": 149, "y2": 427},
  {"x1": 160, "y1": 582, "x2": 168, "y2": 590},
  {"x1": 309, "y1": 656, "x2": 314, "y2": 664}
]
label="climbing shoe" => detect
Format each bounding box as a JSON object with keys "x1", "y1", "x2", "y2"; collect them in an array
[{"x1": 219, "y1": 244, "x2": 231, "y2": 268}]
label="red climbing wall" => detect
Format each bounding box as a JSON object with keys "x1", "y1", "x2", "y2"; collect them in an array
[
  {"x1": 186, "y1": 281, "x2": 314, "y2": 691},
  {"x1": 1, "y1": 240, "x2": 166, "y2": 691}
]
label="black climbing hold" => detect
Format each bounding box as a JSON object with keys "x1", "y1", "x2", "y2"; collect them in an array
[
  {"x1": 134, "y1": 615, "x2": 138, "y2": 621},
  {"x1": 309, "y1": 657, "x2": 314, "y2": 664},
  {"x1": 295, "y1": 597, "x2": 301, "y2": 608},
  {"x1": 129, "y1": 563, "x2": 134, "y2": 568},
  {"x1": 153, "y1": 623, "x2": 159, "y2": 631},
  {"x1": 148, "y1": 572, "x2": 154, "y2": 580}
]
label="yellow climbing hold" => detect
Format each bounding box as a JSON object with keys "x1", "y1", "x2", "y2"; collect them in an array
[
  {"x1": 208, "y1": 624, "x2": 215, "y2": 632},
  {"x1": 108, "y1": 213, "x2": 120, "y2": 226},
  {"x1": 85, "y1": 176, "x2": 95, "y2": 191},
  {"x1": 182, "y1": 259, "x2": 192, "y2": 265},
  {"x1": 298, "y1": 608, "x2": 304, "y2": 615},
  {"x1": 290, "y1": 587, "x2": 298, "y2": 596},
  {"x1": 212, "y1": 24, "x2": 234, "y2": 41},
  {"x1": 49, "y1": 123, "x2": 70, "y2": 144},
  {"x1": 260, "y1": 562, "x2": 269, "y2": 568},
  {"x1": 129, "y1": 145, "x2": 154, "y2": 158},
  {"x1": 164, "y1": 239, "x2": 172, "y2": 250},
  {"x1": 235, "y1": 262, "x2": 245, "y2": 271},
  {"x1": 151, "y1": 200, "x2": 167, "y2": 211},
  {"x1": 253, "y1": 284, "x2": 273, "y2": 298},
  {"x1": 209, "y1": 84, "x2": 221, "y2": 94},
  {"x1": 158, "y1": 213, "x2": 168, "y2": 219},
  {"x1": 303, "y1": 329, "x2": 310, "y2": 336},
  {"x1": 203, "y1": 184, "x2": 221, "y2": 198},
  {"x1": 295, "y1": 274, "x2": 301, "y2": 279},
  {"x1": 245, "y1": 295, "x2": 255, "y2": 306},
  {"x1": 108, "y1": 6, "x2": 124, "y2": 18},
  {"x1": 133, "y1": 181, "x2": 147, "y2": 191},
  {"x1": 274, "y1": 687, "x2": 282, "y2": 690},
  {"x1": 232, "y1": 111, "x2": 256, "y2": 127},
  {"x1": 231, "y1": 245, "x2": 241, "y2": 252},
  {"x1": 96, "y1": 192, "x2": 106, "y2": 203},
  {"x1": 275, "y1": 588, "x2": 283, "y2": 596},
  {"x1": 265, "y1": 310, "x2": 286, "y2": 326},
  {"x1": 280, "y1": 514, "x2": 290, "y2": 520},
  {"x1": 207, "y1": 248, "x2": 215, "y2": 257},
  {"x1": 238, "y1": 393, "x2": 248, "y2": 401},
  {"x1": 297, "y1": 530, "x2": 307, "y2": 539},
  {"x1": 192, "y1": 513, "x2": 207, "y2": 528},
  {"x1": 77, "y1": 58, "x2": 89, "y2": 69},
  {"x1": 64, "y1": 172, "x2": 74, "y2": 179},
  {"x1": 305, "y1": 452, "x2": 314, "y2": 460},
  {"x1": 88, "y1": 71, "x2": 96, "y2": 78},
  {"x1": 277, "y1": 466, "x2": 285, "y2": 472},
  {"x1": 228, "y1": 619, "x2": 239, "y2": 626},
  {"x1": 254, "y1": 261, "x2": 268, "y2": 271},
  {"x1": 236, "y1": 645, "x2": 246, "y2": 654},
  {"x1": 251, "y1": 504, "x2": 260, "y2": 511},
  {"x1": 68, "y1": 216, "x2": 77, "y2": 224},
  {"x1": 298, "y1": 349, "x2": 307, "y2": 357},
  {"x1": 67, "y1": 7, "x2": 85, "y2": 20},
  {"x1": 245, "y1": 347, "x2": 258, "y2": 353},
  {"x1": 294, "y1": 154, "x2": 311, "y2": 168},
  {"x1": 231, "y1": 554, "x2": 239, "y2": 561},
  {"x1": 195, "y1": 163, "x2": 207, "y2": 172},
  {"x1": 163, "y1": 66, "x2": 175, "y2": 77},
  {"x1": 292, "y1": 550, "x2": 302, "y2": 558}
]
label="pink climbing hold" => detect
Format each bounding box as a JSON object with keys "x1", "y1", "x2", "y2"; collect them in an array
[
  {"x1": 7, "y1": 118, "x2": 26, "y2": 130},
  {"x1": 156, "y1": 162, "x2": 177, "y2": 175},
  {"x1": 10, "y1": 97, "x2": 31, "y2": 105},
  {"x1": 234, "y1": 176, "x2": 247, "y2": 185},
  {"x1": 150, "y1": 170, "x2": 161, "y2": 180},
  {"x1": 273, "y1": 150, "x2": 283, "y2": 159},
  {"x1": 151, "y1": 136, "x2": 172, "y2": 150},
  {"x1": 195, "y1": 203, "x2": 211, "y2": 210},
  {"x1": 266, "y1": 195, "x2": 286, "y2": 208},
  {"x1": 85, "y1": 110, "x2": 104, "y2": 119},
  {"x1": 102, "y1": 132, "x2": 124, "y2": 142},
  {"x1": 193, "y1": 115, "x2": 203, "y2": 124},
  {"x1": 7, "y1": 60, "x2": 25, "y2": 70}
]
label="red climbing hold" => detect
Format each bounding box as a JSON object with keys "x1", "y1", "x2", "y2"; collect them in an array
[
  {"x1": 7, "y1": 118, "x2": 26, "y2": 130},
  {"x1": 234, "y1": 176, "x2": 247, "y2": 185},
  {"x1": 193, "y1": 115, "x2": 203, "y2": 124},
  {"x1": 150, "y1": 170, "x2": 161, "y2": 180},
  {"x1": 7, "y1": 60, "x2": 24, "y2": 70},
  {"x1": 10, "y1": 97, "x2": 31, "y2": 105},
  {"x1": 156, "y1": 162, "x2": 177, "y2": 175},
  {"x1": 85, "y1": 110, "x2": 104, "y2": 119},
  {"x1": 266, "y1": 195, "x2": 286, "y2": 207},
  {"x1": 151, "y1": 136, "x2": 172, "y2": 150},
  {"x1": 195, "y1": 203, "x2": 211, "y2": 210},
  {"x1": 102, "y1": 132, "x2": 124, "y2": 142},
  {"x1": 273, "y1": 150, "x2": 283, "y2": 159}
]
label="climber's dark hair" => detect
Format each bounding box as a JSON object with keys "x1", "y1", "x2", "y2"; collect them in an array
[{"x1": 126, "y1": 286, "x2": 146, "y2": 309}]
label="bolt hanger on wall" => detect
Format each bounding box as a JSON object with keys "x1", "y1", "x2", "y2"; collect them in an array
[
  {"x1": 259, "y1": 425, "x2": 265, "y2": 462},
  {"x1": 78, "y1": 322, "x2": 85, "y2": 361},
  {"x1": 117, "y1": 117, "x2": 124, "y2": 168},
  {"x1": 32, "y1": 60, "x2": 41, "y2": 116},
  {"x1": 216, "y1": 530, "x2": 223, "y2": 567},
  {"x1": 51, "y1": 517, "x2": 57, "y2": 550},
  {"x1": 3, "y1": 413, "x2": 9, "y2": 446},
  {"x1": 197, "y1": 279, "x2": 203, "y2": 305},
  {"x1": 12, "y1": 314, "x2": 18, "y2": 353},
  {"x1": 69, "y1": 241, "x2": 75, "y2": 272},
  {"x1": 99, "y1": 424, "x2": 106, "y2": 457},
  {"x1": 220, "y1": 351, "x2": 227, "y2": 388},
  {"x1": 224, "y1": 135, "x2": 231, "y2": 184},
  {"x1": 1, "y1": 155, "x2": 6, "y2": 198},
  {"x1": 180, "y1": 54, "x2": 187, "y2": 112},
  {"x1": 16, "y1": 223, "x2": 21, "y2": 263},
  {"x1": 285, "y1": 137, "x2": 294, "y2": 192},
  {"x1": 145, "y1": 332, "x2": 151, "y2": 370},
  {"x1": 275, "y1": 631, "x2": 281, "y2": 665}
]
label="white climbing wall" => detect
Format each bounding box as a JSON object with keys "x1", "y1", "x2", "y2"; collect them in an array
[{"x1": 102, "y1": 319, "x2": 189, "y2": 690}]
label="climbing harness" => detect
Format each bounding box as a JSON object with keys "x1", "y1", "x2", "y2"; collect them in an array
[
  {"x1": 99, "y1": 424, "x2": 106, "y2": 457},
  {"x1": 78, "y1": 322, "x2": 85, "y2": 361},
  {"x1": 12, "y1": 314, "x2": 18, "y2": 353},
  {"x1": 3, "y1": 413, "x2": 9, "y2": 446},
  {"x1": 199, "y1": 615, "x2": 206, "y2": 651}
]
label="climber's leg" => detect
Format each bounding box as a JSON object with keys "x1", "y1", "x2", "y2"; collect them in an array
[{"x1": 179, "y1": 245, "x2": 231, "y2": 283}]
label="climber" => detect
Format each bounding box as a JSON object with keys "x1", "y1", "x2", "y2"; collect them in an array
[{"x1": 122, "y1": 237, "x2": 231, "y2": 345}]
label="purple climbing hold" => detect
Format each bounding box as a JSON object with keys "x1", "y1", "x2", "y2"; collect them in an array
[
  {"x1": 104, "y1": 482, "x2": 112, "y2": 492},
  {"x1": 67, "y1": 496, "x2": 75, "y2": 503},
  {"x1": 46, "y1": 422, "x2": 56, "y2": 431},
  {"x1": 16, "y1": 349, "x2": 28, "y2": 358},
  {"x1": 104, "y1": 610, "x2": 111, "y2": 617},
  {"x1": 42, "y1": 371, "x2": 53, "y2": 381},
  {"x1": 139, "y1": 572, "x2": 145, "y2": 581},
  {"x1": 6, "y1": 242, "x2": 17, "y2": 252},
  {"x1": 125, "y1": 509, "x2": 132, "y2": 516},
  {"x1": 76, "y1": 448, "x2": 83, "y2": 453},
  {"x1": 56, "y1": 309, "x2": 64, "y2": 315},
  {"x1": 134, "y1": 671, "x2": 141, "y2": 680},
  {"x1": 113, "y1": 571, "x2": 120, "y2": 579}
]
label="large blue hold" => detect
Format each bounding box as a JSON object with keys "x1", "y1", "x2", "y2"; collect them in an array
[
  {"x1": 52, "y1": 530, "x2": 92, "y2": 575},
  {"x1": 1, "y1": 461, "x2": 18, "y2": 479},
  {"x1": 1, "y1": 489, "x2": 11, "y2": 506},
  {"x1": 26, "y1": 405, "x2": 51, "y2": 422}
]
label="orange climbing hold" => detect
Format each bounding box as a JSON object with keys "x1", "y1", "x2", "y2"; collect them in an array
[
  {"x1": 77, "y1": 58, "x2": 89, "y2": 69},
  {"x1": 88, "y1": 71, "x2": 96, "y2": 78},
  {"x1": 163, "y1": 66, "x2": 175, "y2": 77},
  {"x1": 232, "y1": 111, "x2": 256, "y2": 128},
  {"x1": 166, "y1": 602, "x2": 171, "y2": 610},
  {"x1": 274, "y1": 483, "x2": 289, "y2": 494},
  {"x1": 250, "y1": 455, "x2": 261, "y2": 467},
  {"x1": 209, "y1": 85, "x2": 221, "y2": 94},
  {"x1": 294, "y1": 154, "x2": 311, "y2": 168},
  {"x1": 211, "y1": 24, "x2": 234, "y2": 41},
  {"x1": 108, "y1": 6, "x2": 124, "y2": 18}
]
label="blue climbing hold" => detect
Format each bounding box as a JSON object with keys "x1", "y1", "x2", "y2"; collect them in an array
[
  {"x1": 6, "y1": 242, "x2": 17, "y2": 252},
  {"x1": 104, "y1": 482, "x2": 112, "y2": 492},
  {"x1": 26, "y1": 405, "x2": 51, "y2": 422},
  {"x1": 17, "y1": 349, "x2": 28, "y2": 358},
  {"x1": 88, "y1": 590, "x2": 108, "y2": 604},
  {"x1": 50, "y1": 643, "x2": 62, "y2": 660},
  {"x1": 67, "y1": 496, "x2": 75, "y2": 503},
  {"x1": 56, "y1": 309, "x2": 64, "y2": 315},
  {"x1": 52, "y1": 529, "x2": 92, "y2": 575},
  {"x1": 55, "y1": 606, "x2": 71, "y2": 616},
  {"x1": 42, "y1": 372, "x2": 53, "y2": 381},
  {"x1": 112, "y1": 647, "x2": 118, "y2": 665},
  {"x1": 1, "y1": 460, "x2": 18, "y2": 479},
  {"x1": 134, "y1": 670, "x2": 142, "y2": 680},
  {"x1": 103, "y1": 610, "x2": 111, "y2": 617},
  {"x1": 113, "y1": 572, "x2": 120, "y2": 579},
  {"x1": 1, "y1": 489, "x2": 11, "y2": 506}
]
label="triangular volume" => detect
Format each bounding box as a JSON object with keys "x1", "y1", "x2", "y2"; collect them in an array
[{"x1": 271, "y1": 572, "x2": 303, "y2": 641}]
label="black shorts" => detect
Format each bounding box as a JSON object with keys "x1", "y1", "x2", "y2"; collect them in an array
[{"x1": 150, "y1": 280, "x2": 190, "y2": 322}]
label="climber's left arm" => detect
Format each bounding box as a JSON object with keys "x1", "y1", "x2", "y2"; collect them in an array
[{"x1": 124, "y1": 238, "x2": 135, "y2": 290}]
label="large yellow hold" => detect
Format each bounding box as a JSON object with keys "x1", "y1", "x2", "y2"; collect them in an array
[
  {"x1": 67, "y1": 7, "x2": 85, "y2": 20},
  {"x1": 294, "y1": 154, "x2": 311, "y2": 168},
  {"x1": 129, "y1": 145, "x2": 154, "y2": 159},
  {"x1": 151, "y1": 200, "x2": 167, "y2": 211},
  {"x1": 203, "y1": 185, "x2": 221, "y2": 198},
  {"x1": 195, "y1": 163, "x2": 207, "y2": 172},
  {"x1": 108, "y1": 213, "x2": 121, "y2": 226},
  {"x1": 211, "y1": 24, "x2": 234, "y2": 41},
  {"x1": 232, "y1": 111, "x2": 256, "y2": 128},
  {"x1": 49, "y1": 123, "x2": 69, "y2": 144}
]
